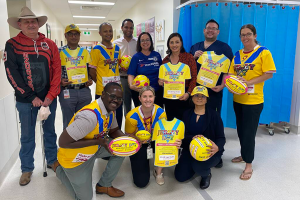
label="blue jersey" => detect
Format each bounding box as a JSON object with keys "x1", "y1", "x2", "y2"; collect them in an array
[{"x1": 127, "y1": 51, "x2": 162, "y2": 90}]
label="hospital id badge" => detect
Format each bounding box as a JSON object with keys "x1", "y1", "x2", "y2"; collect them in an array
[
  {"x1": 147, "y1": 145, "x2": 153, "y2": 160},
  {"x1": 63, "y1": 89, "x2": 70, "y2": 99}
]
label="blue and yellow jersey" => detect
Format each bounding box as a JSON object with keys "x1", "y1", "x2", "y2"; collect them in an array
[
  {"x1": 57, "y1": 100, "x2": 115, "y2": 168},
  {"x1": 89, "y1": 44, "x2": 121, "y2": 95},
  {"x1": 125, "y1": 104, "x2": 166, "y2": 134},
  {"x1": 152, "y1": 118, "x2": 185, "y2": 141},
  {"x1": 229, "y1": 46, "x2": 276, "y2": 105},
  {"x1": 60, "y1": 47, "x2": 91, "y2": 84}
]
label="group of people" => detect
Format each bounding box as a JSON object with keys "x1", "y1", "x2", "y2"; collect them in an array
[{"x1": 4, "y1": 6, "x2": 276, "y2": 200}]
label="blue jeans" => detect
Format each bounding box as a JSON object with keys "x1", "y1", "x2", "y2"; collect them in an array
[{"x1": 16, "y1": 99, "x2": 58, "y2": 172}]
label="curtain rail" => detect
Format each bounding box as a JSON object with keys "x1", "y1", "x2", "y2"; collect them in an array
[{"x1": 176, "y1": 0, "x2": 300, "y2": 10}]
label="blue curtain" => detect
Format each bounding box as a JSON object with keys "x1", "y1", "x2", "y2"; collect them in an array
[{"x1": 178, "y1": 3, "x2": 299, "y2": 128}]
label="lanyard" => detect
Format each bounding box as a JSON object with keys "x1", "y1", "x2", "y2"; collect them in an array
[{"x1": 140, "y1": 108, "x2": 153, "y2": 134}]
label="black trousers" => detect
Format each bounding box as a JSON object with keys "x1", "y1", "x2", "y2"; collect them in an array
[
  {"x1": 129, "y1": 142, "x2": 155, "y2": 188},
  {"x1": 164, "y1": 98, "x2": 189, "y2": 121},
  {"x1": 233, "y1": 102, "x2": 263, "y2": 163},
  {"x1": 174, "y1": 149, "x2": 221, "y2": 182},
  {"x1": 95, "y1": 94, "x2": 123, "y2": 129},
  {"x1": 131, "y1": 87, "x2": 164, "y2": 108}
]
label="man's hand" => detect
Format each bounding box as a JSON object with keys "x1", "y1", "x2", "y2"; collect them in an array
[
  {"x1": 158, "y1": 79, "x2": 165, "y2": 86},
  {"x1": 211, "y1": 85, "x2": 224, "y2": 93},
  {"x1": 194, "y1": 50, "x2": 204, "y2": 59},
  {"x1": 61, "y1": 78, "x2": 72, "y2": 87},
  {"x1": 32, "y1": 97, "x2": 43, "y2": 107},
  {"x1": 85, "y1": 79, "x2": 93, "y2": 87},
  {"x1": 97, "y1": 138, "x2": 112, "y2": 154},
  {"x1": 42, "y1": 97, "x2": 52, "y2": 107}
]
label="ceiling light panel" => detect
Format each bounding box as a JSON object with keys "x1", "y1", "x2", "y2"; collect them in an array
[
  {"x1": 74, "y1": 16, "x2": 105, "y2": 18},
  {"x1": 76, "y1": 24, "x2": 100, "y2": 26},
  {"x1": 68, "y1": 1, "x2": 115, "y2": 5}
]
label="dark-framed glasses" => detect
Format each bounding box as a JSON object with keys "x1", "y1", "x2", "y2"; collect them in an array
[{"x1": 106, "y1": 91, "x2": 123, "y2": 102}]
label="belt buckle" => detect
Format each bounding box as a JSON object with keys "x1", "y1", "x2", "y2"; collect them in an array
[{"x1": 74, "y1": 85, "x2": 80, "y2": 89}]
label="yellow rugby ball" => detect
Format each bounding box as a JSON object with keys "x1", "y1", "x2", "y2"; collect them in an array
[
  {"x1": 132, "y1": 75, "x2": 150, "y2": 87},
  {"x1": 224, "y1": 75, "x2": 248, "y2": 95},
  {"x1": 189, "y1": 136, "x2": 212, "y2": 161},
  {"x1": 108, "y1": 136, "x2": 140, "y2": 157},
  {"x1": 120, "y1": 55, "x2": 132, "y2": 70},
  {"x1": 135, "y1": 130, "x2": 151, "y2": 141}
]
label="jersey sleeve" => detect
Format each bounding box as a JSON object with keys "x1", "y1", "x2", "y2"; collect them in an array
[
  {"x1": 84, "y1": 49, "x2": 92, "y2": 64},
  {"x1": 159, "y1": 111, "x2": 167, "y2": 120},
  {"x1": 261, "y1": 50, "x2": 276, "y2": 73},
  {"x1": 152, "y1": 122, "x2": 159, "y2": 141},
  {"x1": 89, "y1": 48, "x2": 100, "y2": 67},
  {"x1": 197, "y1": 53, "x2": 204, "y2": 64},
  {"x1": 184, "y1": 65, "x2": 191, "y2": 80},
  {"x1": 228, "y1": 56, "x2": 236, "y2": 75},
  {"x1": 125, "y1": 113, "x2": 138, "y2": 134},
  {"x1": 222, "y1": 56, "x2": 231, "y2": 73},
  {"x1": 127, "y1": 54, "x2": 138, "y2": 76},
  {"x1": 158, "y1": 64, "x2": 165, "y2": 79},
  {"x1": 178, "y1": 121, "x2": 185, "y2": 139},
  {"x1": 60, "y1": 51, "x2": 66, "y2": 66}
]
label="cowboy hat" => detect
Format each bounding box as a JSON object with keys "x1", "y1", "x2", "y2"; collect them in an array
[{"x1": 7, "y1": 6, "x2": 47, "y2": 30}]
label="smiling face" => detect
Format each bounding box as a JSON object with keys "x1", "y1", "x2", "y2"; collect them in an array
[
  {"x1": 121, "y1": 21, "x2": 134, "y2": 38},
  {"x1": 169, "y1": 36, "x2": 182, "y2": 54},
  {"x1": 140, "y1": 34, "x2": 151, "y2": 51},
  {"x1": 99, "y1": 24, "x2": 113, "y2": 43},
  {"x1": 102, "y1": 86, "x2": 123, "y2": 112},
  {"x1": 18, "y1": 18, "x2": 39, "y2": 37},
  {"x1": 192, "y1": 94, "x2": 207, "y2": 106},
  {"x1": 204, "y1": 22, "x2": 219, "y2": 42},
  {"x1": 139, "y1": 90, "x2": 155, "y2": 108},
  {"x1": 240, "y1": 27, "x2": 257, "y2": 49},
  {"x1": 65, "y1": 30, "x2": 80, "y2": 46}
]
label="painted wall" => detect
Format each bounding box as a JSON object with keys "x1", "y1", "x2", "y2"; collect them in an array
[
  {"x1": 114, "y1": 0, "x2": 174, "y2": 56},
  {"x1": 6, "y1": 0, "x2": 27, "y2": 38}
]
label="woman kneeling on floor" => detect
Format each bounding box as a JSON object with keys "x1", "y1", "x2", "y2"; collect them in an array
[{"x1": 174, "y1": 86, "x2": 225, "y2": 189}]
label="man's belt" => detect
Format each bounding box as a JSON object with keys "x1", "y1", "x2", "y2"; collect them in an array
[
  {"x1": 120, "y1": 76, "x2": 128, "y2": 79},
  {"x1": 65, "y1": 84, "x2": 86, "y2": 90}
]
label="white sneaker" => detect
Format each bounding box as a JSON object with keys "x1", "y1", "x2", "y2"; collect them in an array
[{"x1": 153, "y1": 170, "x2": 165, "y2": 185}]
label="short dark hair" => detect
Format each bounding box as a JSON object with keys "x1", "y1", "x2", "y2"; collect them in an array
[
  {"x1": 99, "y1": 22, "x2": 112, "y2": 32},
  {"x1": 240, "y1": 24, "x2": 258, "y2": 44},
  {"x1": 104, "y1": 82, "x2": 122, "y2": 92},
  {"x1": 205, "y1": 19, "x2": 219, "y2": 29},
  {"x1": 166, "y1": 32, "x2": 186, "y2": 55},
  {"x1": 136, "y1": 32, "x2": 154, "y2": 52},
  {"x1": 122, "y1": 19, "x2": 134, "y2": 27}
]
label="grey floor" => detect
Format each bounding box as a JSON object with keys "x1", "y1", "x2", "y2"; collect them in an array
[{"x1": 1, "y1": 88, "x2": 300, "y2": 200}]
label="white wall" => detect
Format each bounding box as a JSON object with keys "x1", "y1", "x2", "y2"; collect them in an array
[
  {"x1": 80, "y1": 30, "x2": 101, "y2": 42},
  {"x1": 7, "y1": 0, "x2": 27, "y2": 38},
  {"x1": 114, "y1": 0, "x2": 174, "y2": 56},
  {"x1": 29, "y1": 0, "x2": 65, "y2": 46}
]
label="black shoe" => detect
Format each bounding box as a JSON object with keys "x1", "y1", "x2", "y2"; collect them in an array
[
  {"x1": 200, "y1": 173, "x2": 211, "y2": 189},
  {"x1": 215, "y1": 159, "x2": 223, "y2": 168}
]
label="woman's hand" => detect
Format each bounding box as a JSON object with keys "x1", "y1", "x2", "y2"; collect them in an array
[
  {"x1": 175, "y1": 139, "x2": 182, "y2": 149},
  {"x1": 206, "y1": 139, "x2": 219, "y2": 157},
  {"x1": 130, "y1": 83, "x2": 142, "y2": 92},
  {"x1": 193, "y1": 135, "x2": 204, "y2": 140},
  {"x1": 158, "y1": 79, "x2": 165, "y2": 86},
  {"x1": 179, "y1": 93, "x2": 189, "y2": 101}
]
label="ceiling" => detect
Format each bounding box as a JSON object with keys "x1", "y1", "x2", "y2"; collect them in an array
[{"x1": 42, "y1": 0, "x2": 142, "y2": 30}]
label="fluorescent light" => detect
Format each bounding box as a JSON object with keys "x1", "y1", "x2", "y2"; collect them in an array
[
  {"x1": 76, "y1": 24, "x2": 99, "y2": 26},
  {"x1": 80, "y1": 28, "x2": 98, "y2": 31},
  {"x1": 74, "y1": 16, "x2": 105, "y2": 19},
  {"x1": 68, "y1": 1, "x2": 114, "y2": 5}
]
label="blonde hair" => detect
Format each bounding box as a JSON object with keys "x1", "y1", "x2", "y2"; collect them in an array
[{"x1": 139, "y1": 86, "x2": 155, "y2": 97}]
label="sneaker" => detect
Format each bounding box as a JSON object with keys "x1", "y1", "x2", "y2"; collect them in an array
[{"x1": 153, "y1": 170, "x2": 164, "y2": 185}]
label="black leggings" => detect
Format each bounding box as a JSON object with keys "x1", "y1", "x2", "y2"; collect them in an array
[
  {"x1": 164, "y1": 98, "x2": 189, "y2": 121},
  {"x1": 175, "y1": 149, "x2": 221, "y2": 182},
  {"x1": 129, "y1": 142, "x2": 155, "y2": 188},
  {"x1": 233, "y1": 102, "x2": 263, "y2": 163}
]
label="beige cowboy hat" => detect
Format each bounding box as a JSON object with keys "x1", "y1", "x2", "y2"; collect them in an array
[{"x1": 7, "y1": 6, "x2": 47, "y2": 30}]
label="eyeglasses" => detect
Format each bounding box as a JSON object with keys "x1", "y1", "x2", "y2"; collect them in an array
[
  {"x1": 66, "y1": 32, "x2": 80, "y2": 37},
  {"x1": 193, "y1": 94, "x2": 206, "y2": 99},
  {"x1": 205, "y1": 27, "x2": 218, "y2": 31},
  {"x1": 240, "y1": 33, "x2": 253, "y2": 38},
  {"x1": 105, "y1": 91, "x2": 123, "y2": 102},
  {"x1": 141, "y1": 39, "x2": 150, "y2": 43}
]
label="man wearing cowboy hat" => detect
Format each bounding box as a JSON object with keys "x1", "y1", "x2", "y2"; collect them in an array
[{"x1": 4, "y1": 6, "x2": 61, "y2": 186}]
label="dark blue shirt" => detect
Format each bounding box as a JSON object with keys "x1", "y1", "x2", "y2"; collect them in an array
[
  {"x1": 128, "y1": 51, "x2": 162, "y2": 91},
  {"x1": 190, "y1": 40, "x2": 233, "y2": 87}
]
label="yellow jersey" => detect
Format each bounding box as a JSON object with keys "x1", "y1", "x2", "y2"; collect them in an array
[
  {"x1": 197, "y1": 51, "x2": 230, "y2": 88},
  {"x1": 159, "y1": 62, "x2": 191, "y2": 99},
  {"x1": 89, "y1": 44, "x2": 121, "y2": 95},
  {"x1": 229, "y1": 46, "x2": 276, "y2": 105},
  {"x1": 60, "y1": 47, "x2": 91, "y2": 84},
  {"x1": 57, "y1": 100, "x2": 115, "y2": 168},
  {"x1": 125, "y1": 104, "x2": 166, "y2": 134}
]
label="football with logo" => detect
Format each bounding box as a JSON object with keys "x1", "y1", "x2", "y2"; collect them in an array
[
  {"x1": 120, "y1": 55, "x2": 132, "y2": 70},
  {"x1": 189, "y1": 136, "x2": 212, "y2": 161},
  {"x1": 132, "y1": 75, "x2": 150, "y2": 87},
  {"x1": 224, "y1": 75, "x2": 248, "y2": 95},
  {"x1": 135, "y1": 130, "x2": 151, "y2": 141},
  {"x1": 108, "y1": 136, "x2": 140, "y2": 157}
]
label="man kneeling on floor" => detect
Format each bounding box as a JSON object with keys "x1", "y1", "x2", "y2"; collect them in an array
[{"x1": 55, "y1": 82, "x2": 125, "y2": 199}]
